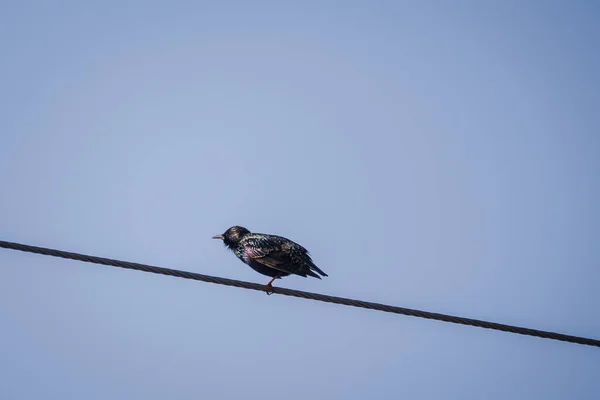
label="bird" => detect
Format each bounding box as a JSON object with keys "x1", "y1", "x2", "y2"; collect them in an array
[{"x1": 212, "y1": 225, "x2": 328, "y2": 294}]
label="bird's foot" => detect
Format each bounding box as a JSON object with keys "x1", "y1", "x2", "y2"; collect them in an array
[
  {"x1": 264, "y1": 276, "x2": 279, "y2": 295},
  {"x1": 264, "y1": 283, "x2": 274, "y2": 295}
]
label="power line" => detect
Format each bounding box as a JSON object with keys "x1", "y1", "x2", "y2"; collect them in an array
[{"x1": 1, "y1": 239, "x2": 598, "y2": 348}]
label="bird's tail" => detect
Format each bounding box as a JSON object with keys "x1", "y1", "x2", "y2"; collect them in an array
[{"x1": 307, "y1": 262, "x2": 328, "y2": 278}]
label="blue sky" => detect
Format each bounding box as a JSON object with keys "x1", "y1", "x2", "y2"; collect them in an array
[{"x1": 1, "y1": 1, "x2": 599, "y2": 399}]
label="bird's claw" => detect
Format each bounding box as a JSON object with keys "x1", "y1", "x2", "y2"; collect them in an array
[{"x1": 265, "y1": 284, "x2": 274, "y2": 295}]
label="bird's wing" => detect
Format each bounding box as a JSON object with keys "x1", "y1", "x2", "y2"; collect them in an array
[{"x1": 242, "y1": 237, "x2": 306, "y2": 276}]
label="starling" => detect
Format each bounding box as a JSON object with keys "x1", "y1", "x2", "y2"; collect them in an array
[{"x1": 212, "y1": 226, "x2": 328, "y2": 294}]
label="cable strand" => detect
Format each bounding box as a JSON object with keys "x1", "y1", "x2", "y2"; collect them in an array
[{"x1": 1, "y1": 239, "x2": 598, "y2": 348}]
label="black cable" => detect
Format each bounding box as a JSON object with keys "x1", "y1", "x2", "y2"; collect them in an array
[{"x1": 1, "y1": 239, "x2": 598, "y2": 348}]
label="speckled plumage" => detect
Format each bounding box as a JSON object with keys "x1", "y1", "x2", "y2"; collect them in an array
[{"x1": 212, "y1": 226, "x2": 327, "y2": 289}]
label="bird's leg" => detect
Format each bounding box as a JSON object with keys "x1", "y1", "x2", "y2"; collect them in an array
[{"x1": 265, "y1": 275, "x2": 279, "y2": 295}]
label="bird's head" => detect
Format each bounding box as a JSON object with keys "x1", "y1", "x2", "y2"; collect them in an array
[{"x1": 212, "y1": 225, "x2": 251, "y2": 248}]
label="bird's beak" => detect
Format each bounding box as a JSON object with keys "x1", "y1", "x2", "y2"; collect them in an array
[{"x1": 212, "y1": 235, "x2": 224, "y2": 240}]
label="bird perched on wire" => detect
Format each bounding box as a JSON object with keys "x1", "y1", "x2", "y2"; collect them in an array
[{"x1": 212, "y1": 226, "x2": 328, "y2": 294}]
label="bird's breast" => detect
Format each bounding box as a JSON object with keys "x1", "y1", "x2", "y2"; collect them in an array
[{"x1": 234, "y1": 247, "x2": 252, "y2": 264}]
